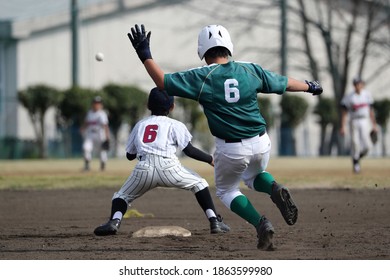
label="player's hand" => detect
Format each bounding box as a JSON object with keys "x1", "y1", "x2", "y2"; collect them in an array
[
  {"x1": 339, "y1": 127, "x2": 345, "y2": 136},
  {"x1": 305, "y1": 80, "x2": 323, "y2": 96},
  {"x1": 209, "y1": 157, "x2": 214, "y2": 167},
  {"x1": 127, "y1": 24, "x2": 152, "y2": 63}
]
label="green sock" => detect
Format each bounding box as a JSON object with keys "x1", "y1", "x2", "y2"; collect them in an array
[
  {"x1": 253, "y1": 171, "x2": 275, "y2": 195},
  {"x1": 230, "y1": 195, "x2": 261, "y2": 227}
]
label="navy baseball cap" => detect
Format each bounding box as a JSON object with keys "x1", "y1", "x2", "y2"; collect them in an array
[
  {"x1": 353, "y1": 77, "x2": 363, "y2": 85},
  {"x1": 148, "y1": 87, "x2": 174, "y2": 113},
  {"x1": 93, "y1": 96, "x2": 103, "y2": 103}
]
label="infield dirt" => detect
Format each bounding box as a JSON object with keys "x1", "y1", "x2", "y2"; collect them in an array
[
  {"x1": 1, "y1": 157, "x2": 389, "y2": 260},
  {"x1": 0, "y1": 186, "x2": 389, "y2": 260}
]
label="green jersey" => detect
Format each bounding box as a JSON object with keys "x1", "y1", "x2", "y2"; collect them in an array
[{"x1": 164, "y1": 61, "x2": 287, "y2": 139}]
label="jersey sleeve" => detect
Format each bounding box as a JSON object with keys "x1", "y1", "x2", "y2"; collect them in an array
[
  {"x1": 171, "y1": 120, "x2": 192, "y2": 151},
  {"x1": 255, "y1": 66, "x2": 288, "y2": 94},
  {"x1": 340, "y1": 94, "x2": 349, "y2": 108},
  {"x1": 164, "y1": 70, "x2": 204, "y2": 100},
  {"x1": 100, "y1": 110, "x2": 109, "y2": 125},
  {"x1": 125, "y1": 123, "x2": 139, "y2": 154},
  {"x1": 366, "y1": 90, "x2": 374, "y2": 105}
]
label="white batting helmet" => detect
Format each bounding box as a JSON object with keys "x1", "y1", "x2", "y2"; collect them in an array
[{"x1": 197, "y1": 25, "x2": 233, "y2": 60}]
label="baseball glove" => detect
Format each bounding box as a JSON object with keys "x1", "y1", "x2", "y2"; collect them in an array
[
  {"x1": 102, "y1": 140, "x2": 110, "y2": 151},
  {"x1": 370, "y1": 130, "x2": 378, "y2": 145}
]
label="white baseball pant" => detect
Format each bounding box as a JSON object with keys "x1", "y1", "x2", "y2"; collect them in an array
[
  {"x1": 113, "y1": 154, "x2": 208, "y2": 204},
  {"x1": 214, "y1": 133, "x2": 271, "y2": 208},
  {"x1": 83, "y1": 135, "x2": 107, "y2": 163},
  {"x1": 349, "y1": 118, "x2": 371, "y2": 160}
]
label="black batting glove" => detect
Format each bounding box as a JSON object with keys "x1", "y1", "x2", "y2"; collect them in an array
[
  {"x1": 305, "y1": 80, "x2": 323, "y2": 96},
  {"x1": 127, "y1": 24, "x2": 152, "y2": 63}
]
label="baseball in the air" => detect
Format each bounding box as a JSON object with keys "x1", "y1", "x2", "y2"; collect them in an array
[{"x1": 95, "y1": 52, "x2": 104, "y2": 61}]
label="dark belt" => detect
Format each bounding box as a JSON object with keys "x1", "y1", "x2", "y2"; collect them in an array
[{"x1": 224, "y1": 130, "x2": 266, "y2": 143}]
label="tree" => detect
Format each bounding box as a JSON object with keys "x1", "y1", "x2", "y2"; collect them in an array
[
  {"x1": 258, "y1": 96, "x2": 275, "y2": 130},
  {"x1": 58, "y1": 86, "x2": 99, "y2": 126},
  {"x1": 18, "y1": 84, "x2": 62, "y2": 158},
  {"x1": 279, "y1": 94, "x2": 309, "y2": 155},
  {"x1": 102, "y1": 84, "x2": 148, "y2": 155},
  {"x1": 313, "y1": 97, "x2": 338, "y2": 155},
  {"x1": 292, "y1": 0, "x2": 390, "y2": 155},
  {"x1": 373, "y1": 98, "x2": 390, "y2": 156},
  {"x1": 57, "y1": 86, "x2": 102, "y2": 156}
]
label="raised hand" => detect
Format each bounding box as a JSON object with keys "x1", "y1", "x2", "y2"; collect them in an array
[{"x1": 127, "y1": 24, "x2": 152, "y2": 63}]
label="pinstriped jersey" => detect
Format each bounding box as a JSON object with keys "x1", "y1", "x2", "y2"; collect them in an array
[
  {"x1": 164, "y1": 61, "x2": 288, "y2": 139},
  {"x1": 126, "y1": 115, "x2": 192, "y2": 159}
]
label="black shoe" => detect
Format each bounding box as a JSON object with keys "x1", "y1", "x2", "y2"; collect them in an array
[
  {"x1": 271, "y1": 183, "x2": 298, "y2": 225},
  {"x1": 256, "y1": 217, "x2": 275, "y2": 250},
  {"x1": 210, "y1": 215, "x2": 230, "y2": 234},
  {"x1": 94, "y1": 218, "x2": 121, "y2": 236}
]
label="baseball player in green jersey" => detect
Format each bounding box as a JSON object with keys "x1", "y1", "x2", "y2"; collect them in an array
[{"x1": 128, "y1": 24, "x2": 323, "y2": 250}]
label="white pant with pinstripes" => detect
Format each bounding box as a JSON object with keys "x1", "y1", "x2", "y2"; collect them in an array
[{"x1": 113, "y1": 154, "x2": 208, "y2": 205}]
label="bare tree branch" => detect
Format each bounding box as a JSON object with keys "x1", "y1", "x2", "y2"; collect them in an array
[
  {"x1": 358, "y1": 1, "x2": 375, "y2": 76},
  {"x1": 297, "y1": 0, "x2": 320, "y2": 80},
  {"x1": 340, "y1": 0, "x2": 360, "y2": 96}
]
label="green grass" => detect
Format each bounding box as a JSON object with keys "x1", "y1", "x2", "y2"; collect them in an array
[
  {"x1": 0, "y1": 157, "x2": 389, "y2": 190},
  {"x1": 0, "y1": 158, "x2": 136, "y2": 190}
]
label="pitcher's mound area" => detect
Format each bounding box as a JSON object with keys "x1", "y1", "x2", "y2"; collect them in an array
[{"x1": 132, "y1": 226, "x2": 191, "y2": 238}]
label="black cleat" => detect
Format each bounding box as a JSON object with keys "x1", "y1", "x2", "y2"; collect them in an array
[
  {"x1": 210, "y1": 215, "x2": 230, "y2": 234},
  {"x1": 94, "y1": 218, "x2": 121, "y2": 236},
  {"x1": 271, "y1": 183, "x2": 298, "y2": 225},
  {"x1": 256, "y1": 217, "x2": 275, "y2": 250}
]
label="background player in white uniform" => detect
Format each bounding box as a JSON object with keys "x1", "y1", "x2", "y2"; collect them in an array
[
  {"x1": 128, "y1": 24, "x2": 323, "y2": 250},
  {"x1": 80, "y1": 96, "x2": 110, "y2": 171},
  {"x1": 94, "y1": 87, "x2": 229, "y2": 236},
  {"x1": 340, "y1": 77, "x2": 378, "y2": 173}
]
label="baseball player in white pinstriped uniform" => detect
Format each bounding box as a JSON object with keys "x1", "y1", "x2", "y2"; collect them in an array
[
  {"x1": 340, "y1": 77, "x2": 378, "y2": 173},
  {"x1": 94, "y1": 87, "x2": 229, "y2": 236},
  {"x1": 80, "y1": 96, "x2": 110, "y2": 171}
]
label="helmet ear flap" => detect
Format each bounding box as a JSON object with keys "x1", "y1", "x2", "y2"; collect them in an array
[{"x1": 197, "y1": 25, "x2": 234, "y2": 60}]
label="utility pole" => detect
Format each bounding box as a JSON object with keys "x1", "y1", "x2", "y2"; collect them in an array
[
  {"x1": 71, "y1": 0, "x2": 79, "y2": 86},
  {"x1": 279, "y1": 0, "x2": 289, "y2": 156},
  {"x1": 281, "y1": 0, "x2": 287, "y2": 75}
]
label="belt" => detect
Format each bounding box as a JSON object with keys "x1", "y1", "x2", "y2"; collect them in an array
[
  {"x1": 351, "y1": 115, "x2": 366, "y2": 120},
  {"x1": 224, "y1": 130, "x2": 266, "y2": 143}
]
